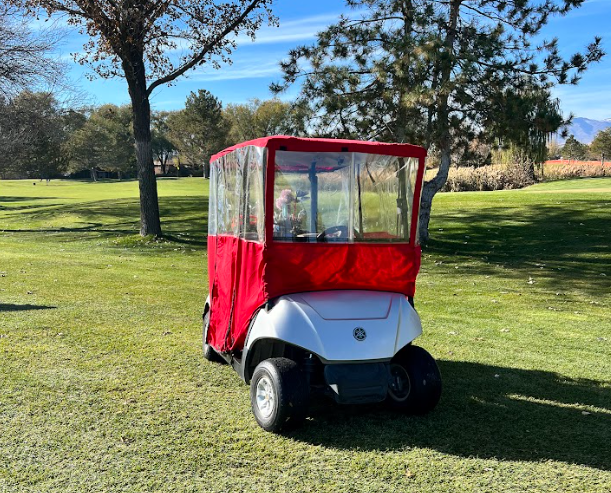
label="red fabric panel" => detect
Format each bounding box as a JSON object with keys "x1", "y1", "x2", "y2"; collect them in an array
[
  {"x1": 207, "y1": 236, "x2": 421, "y2": 354},
  {"x1": 207, "y1": 235, "x2": 267, "y2": 352},
  {"x1": 264, "y1": 243, "x2": 421, "y2": 300}
]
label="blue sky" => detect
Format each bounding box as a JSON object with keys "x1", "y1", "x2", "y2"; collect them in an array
[{"x1": 48, "y1": 0, "x2": 611, "y2": 120}]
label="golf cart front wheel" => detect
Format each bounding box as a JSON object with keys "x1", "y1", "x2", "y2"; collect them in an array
[
  {"x1": 250, "y1": 358, "x2": 309, "y2": 432},
  {"x1": 387, "y1": 345, "x2": 442, "y2": 414}
]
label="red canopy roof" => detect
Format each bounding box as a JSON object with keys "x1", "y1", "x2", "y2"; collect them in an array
[{"x1": 210, "y1": 136, "x2": 427, "y2": 163}]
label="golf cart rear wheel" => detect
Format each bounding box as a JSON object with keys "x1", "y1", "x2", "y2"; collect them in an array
[
  {"x1": 202, "y1": 311, "x2": 224, "y2": 364},
  {"x1": 250, "y1": 357, "x2": 309, "y2": 432},
  {"x1": 387, "y1": 345, "x2": 442, "y2": 415}
]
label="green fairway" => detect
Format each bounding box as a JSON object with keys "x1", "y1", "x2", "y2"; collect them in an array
[{"x1": 1, "y1": 177, "x2": 610, "y2": 492}]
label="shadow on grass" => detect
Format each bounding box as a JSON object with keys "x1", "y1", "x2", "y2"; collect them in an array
[
  {"x1": 0, "y1": 304, "x2": 57, "y2": 311},
  {"x1": 1, "y1": 196, "x2": 209, "y2": 247},
  {"x1": 0, "y1": 196, "x2": 59, "y2": 202},
  {"x1": 291, "y1": 360, "x2": 611, "y2": 470},
  {"x1": 68, "y1": 179, "x2": 138, "y2": 184},
  {"x1": 0, "y1": 196, "x2": 62, "y2": 212},
  {"x1": 427, "y1": 197, "x2": 611, "y2": 295}
]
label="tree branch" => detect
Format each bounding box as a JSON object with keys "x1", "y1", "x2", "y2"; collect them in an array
[{"x1": 147, "y1": 0, "x2": 264, "y2": 95}]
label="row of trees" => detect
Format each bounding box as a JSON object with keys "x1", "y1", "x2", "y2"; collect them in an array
[
  {"x1": 161, "y1": 90, "x2": 305, "y2": 174},
  {"x1": 0, "y1": 89, "x2": 304, "y2": 180},
  {"x1": 11, "y1": 86, "x2": 610, "y2": 184},
  {"x1": 0, "y1": 93, "x2": 135, "y2": 180},
  {"x1": 558, "y1": 132, "x2": 611, "y2": 162},
  {"x1": 6, "y1": 0, "x2": 275, "y2": 237}
]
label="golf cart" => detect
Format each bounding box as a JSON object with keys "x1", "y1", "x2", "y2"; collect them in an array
[{"x1": 203, "y1": 136, "x2": 441, "y2": 432}]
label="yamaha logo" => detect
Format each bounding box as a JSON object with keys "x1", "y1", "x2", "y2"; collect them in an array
[{"x1": 353, "y1": 327, "x2": 367, "y2": 341}]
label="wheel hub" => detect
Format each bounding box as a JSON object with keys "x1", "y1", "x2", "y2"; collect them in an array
[
  {"x1": 388, "y1": 363, "x2": 411, "y2": 402},
  {"x1": 255, "y1": 375, "x2": 275, "y2": 418}
]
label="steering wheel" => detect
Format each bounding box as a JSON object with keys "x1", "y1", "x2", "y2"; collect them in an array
[{"x1": 317, "y1": 225, "x2": 350, "y2": 241}]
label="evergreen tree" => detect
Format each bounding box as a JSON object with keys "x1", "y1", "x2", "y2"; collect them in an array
[
  {"x1": 590, "y1": 128, "x2": 611, "y2": 163},
  {"x1": 562, "y1": 135, "x2": 588, "y2": 161},
  {"x1": 167, "y1": 90, "x2": 230, "y2": 177},
  {"x1": 273, "y1": 0, "x2": 604, "y2": 243}
]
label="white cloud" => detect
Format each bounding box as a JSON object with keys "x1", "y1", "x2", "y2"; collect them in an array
[
  {"x1": 235, "y1": 12, "x2": 341, "y2": 46},
  {"x1": 190, "y1": 60, "x2": 281, "y2": 82}
]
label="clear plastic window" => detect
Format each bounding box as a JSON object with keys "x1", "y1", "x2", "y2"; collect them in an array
[
  {"x1": 354, "y1": 154, "x2": 418, "y2": 242},
  {"x1": 240, "y1": 147, "x2": 265, "y2": 241},
  {"x1": 208, "y1": 163, "x2": 217, "y2": 235},
  {"x1": 273, "y1": 151, "x2": 418, "y2": 243},
  {"x1": 208, "y1": 146, "x2": 266, "y2": 242}
]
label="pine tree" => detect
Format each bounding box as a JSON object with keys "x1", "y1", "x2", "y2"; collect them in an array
[
  {"x1": 562, "y1": 135, "x2": 588, "y2": 161},
  {"x1": 273, "y1": 0, "x2": 604, "y2": 243},
  {"x1": 590, "y1": 129, "x2": 611, "y2": 163}
]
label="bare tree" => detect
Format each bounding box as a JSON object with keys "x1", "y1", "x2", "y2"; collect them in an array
[
  {"x1": 0, "y1": 5, "x2": 63, "y2": 97},
  {"x1": 10, "y1": 0, "x2": 275, "y2": 236}
]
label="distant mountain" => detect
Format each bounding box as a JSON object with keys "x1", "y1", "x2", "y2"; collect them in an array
[{"x1": 554, "y1": 117, "x2": 611, "y2": 145}]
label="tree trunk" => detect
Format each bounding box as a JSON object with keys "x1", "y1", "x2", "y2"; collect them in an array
[
  {"x1": 126, "y1": 58, "x2": 162, "y2": 237},
  {"x1": 524, "y1": 160, "x2": 536, "y2": 182},
  {"x1": 418, "y1": 0, "x2": 461, "y2": 245},
  {"x1": 419, "y1": 140, "x2": 451, "y2": 245}
]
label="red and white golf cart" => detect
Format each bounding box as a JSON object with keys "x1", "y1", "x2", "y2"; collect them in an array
[{"x1": 203, "y1": 136, "x2": 441, "y2": 432}]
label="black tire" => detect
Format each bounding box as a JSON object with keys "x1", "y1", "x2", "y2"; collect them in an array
[
  {"x1": 250, "y1": 357, "x2": 310, "y2": 432},
  {"x1": 202, "y1": 310, "x2": 225, "y2": 364},
  {"x1": 387, "y1": 345, "x2": 442, "y2": 415}
]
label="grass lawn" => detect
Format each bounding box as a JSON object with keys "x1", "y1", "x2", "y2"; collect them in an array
[{"x1": 1, "y1": 177, "x2": 610, "y2": 492}]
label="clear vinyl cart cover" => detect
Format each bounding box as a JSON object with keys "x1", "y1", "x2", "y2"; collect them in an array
[{"x1": 207, "y1": 137, "x2": 425, "y2": 353}]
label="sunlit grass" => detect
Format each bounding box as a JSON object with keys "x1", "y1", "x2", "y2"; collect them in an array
[{"x1": 0, "y1": 177, "x2": 609, "y2": 492}]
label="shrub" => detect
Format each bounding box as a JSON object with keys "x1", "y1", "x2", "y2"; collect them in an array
[
  {"x1": 543, "y1": 160, "x2": 610, "y2": 181},
  {"x1": 425, "y1": 160, "x2": 610, "y2": 193},
  {"x1": 438, "y1": 164, "x2": 535, "y2": 192}
]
